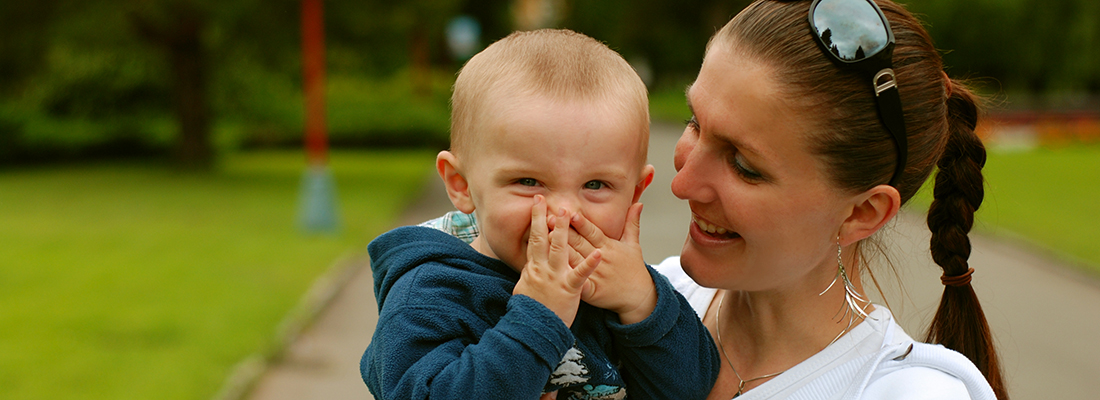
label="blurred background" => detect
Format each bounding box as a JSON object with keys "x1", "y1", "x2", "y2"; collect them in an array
[{"x1": 1, "y1": 0, "x2": 1098, "y2": 399}]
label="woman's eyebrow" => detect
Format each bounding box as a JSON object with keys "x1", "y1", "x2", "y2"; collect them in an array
[
  {"x1": 715, "y1": 134, "x2": 764, "y2": 160},
  {"x1": 683, "y1": 85, "x2": 764, "y2": 160},
  {"x1": 685, "y1": 84, "x2": 695, "y2": 115}
]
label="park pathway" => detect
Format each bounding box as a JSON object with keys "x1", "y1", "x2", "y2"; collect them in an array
[{"x1": 242, "y1": 122, "x2": 1100, "y2": 400}]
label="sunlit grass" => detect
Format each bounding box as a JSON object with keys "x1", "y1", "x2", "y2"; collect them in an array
[{"x1": 0, "y1": 149, "x2": 435, "y2": 399}]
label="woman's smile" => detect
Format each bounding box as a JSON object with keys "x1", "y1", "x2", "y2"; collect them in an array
[{"x1": 689, "y1": 213, "x2": 743, "y2": 243}]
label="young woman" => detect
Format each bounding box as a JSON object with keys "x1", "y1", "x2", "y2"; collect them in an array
[{"x1": 658, "y1": 0, "x2": 1006, "y2": 398}]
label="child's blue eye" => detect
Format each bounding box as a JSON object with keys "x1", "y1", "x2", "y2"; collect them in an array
[
  {"x1": 583, "y1": 181, "x2": 605, "y2": 190},
  {"x1": 518, "y1": 178, "x2": 538, "y2": 186}
]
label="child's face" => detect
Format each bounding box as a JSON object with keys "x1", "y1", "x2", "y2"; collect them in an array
[{"x1": 459, "y1": 95, "x2": 652, "y2": 272}]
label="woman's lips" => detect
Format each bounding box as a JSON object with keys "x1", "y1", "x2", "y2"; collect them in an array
[{"x1": 691, "y1": 215, "x2": 741, "y2": 239}]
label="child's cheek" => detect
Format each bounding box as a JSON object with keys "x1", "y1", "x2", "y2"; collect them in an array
[{"x1": 589, "y1": 206, "x2": 630, "y2": 241}]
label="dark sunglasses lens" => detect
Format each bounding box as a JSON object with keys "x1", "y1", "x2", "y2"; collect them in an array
[{"x1": 812, "y1": 0, "x2": 889, "y2": 61}]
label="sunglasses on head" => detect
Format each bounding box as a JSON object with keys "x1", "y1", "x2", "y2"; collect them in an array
[{"x1": 807, "y1": 0, "x2": 907, "y2": 187}]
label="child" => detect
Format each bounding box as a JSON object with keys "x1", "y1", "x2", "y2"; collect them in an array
[{"x1": 361, "y1": 29, "x2": 719, "y2": 400}]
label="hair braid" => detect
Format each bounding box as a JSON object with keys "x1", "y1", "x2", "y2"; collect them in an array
[{"x1": 925, "y1": 78, "x2": 1009, "y2": 400}]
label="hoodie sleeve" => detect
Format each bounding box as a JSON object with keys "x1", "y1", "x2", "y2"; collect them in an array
[
  {"x1": 363, "y1": 282, "x2": 576, "y2": 400},
  {"x1": 604, "y1": 264, "x2": 721, "y2": 400}
]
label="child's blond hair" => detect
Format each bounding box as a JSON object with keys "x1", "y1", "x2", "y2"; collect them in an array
[{"x1": 450, "y1": 29, "x2": 649, "y2": 161}]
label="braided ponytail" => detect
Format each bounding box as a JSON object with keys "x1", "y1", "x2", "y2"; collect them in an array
[{"x1": 925, "y1": 78, "x2": 1008, "y2": 400}]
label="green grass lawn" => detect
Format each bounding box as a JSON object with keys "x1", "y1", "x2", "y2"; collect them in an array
[
  {"x1": 0, "y1": 149, "x2": 436, "y2": 400},
  {"x1": 911, "y1": 145, "x2": 1100, "y2": 272}
]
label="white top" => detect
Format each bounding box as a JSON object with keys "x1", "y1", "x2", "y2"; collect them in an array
[{"x1": 654, "y1": 256, "x2": 997, "y2": 400}]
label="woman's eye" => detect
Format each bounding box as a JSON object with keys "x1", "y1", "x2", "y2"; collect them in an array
[
  {"x1": 517, "y1": 178, "x2": 538, "y2": 186},
  {"x1": 731, "y1": 154, "x2": 765, "y2": 182},
  {"x1": 583, "y1": 180, "x2": 606, "y2": 190},
  {"x1": 685, "y1": 115, "x2": 700, "y2": 131}
]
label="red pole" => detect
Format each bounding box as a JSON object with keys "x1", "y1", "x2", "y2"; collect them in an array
[{"x1": 302, "y1": 0, "x2": 327, "y2": 165}]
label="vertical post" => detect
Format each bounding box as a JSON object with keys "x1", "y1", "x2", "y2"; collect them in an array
[
  {"x1": 302, "y1": 0, "x2": 327, "y2": 166},
  {"x1": 298, "y1": 0, "x2": 339, "y2": 233}
]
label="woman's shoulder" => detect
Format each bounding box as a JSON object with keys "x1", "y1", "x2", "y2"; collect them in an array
[
  {"x1": 862, "y1": 365, "x2": 969, "y2": 400},
  {"x1": 652, "y1": 256, "x2": 717, "y2": 319},
  {"x1": 857, "y1": 340, "x2": 997, "y2": 400}
]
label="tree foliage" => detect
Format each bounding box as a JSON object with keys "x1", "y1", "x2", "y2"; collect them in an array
[
  {"x1": 910, "y1": 0, "x2": 1100, "y2": 94},
  {"x1": 1, "y1": 0, "x2": 1097, "y2": 165}
]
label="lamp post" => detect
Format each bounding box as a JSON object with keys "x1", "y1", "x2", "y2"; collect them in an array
[{"x1": 298, "y1": 0, "x2": 338, "y2": 233}]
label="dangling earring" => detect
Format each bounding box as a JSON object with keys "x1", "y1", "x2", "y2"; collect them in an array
[{"x1": 818, "y1": 237, "x2": 872, "y2": 345}]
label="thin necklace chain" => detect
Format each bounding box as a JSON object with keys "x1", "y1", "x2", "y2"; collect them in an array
[
  {"x1": 714, "y1": 292, "x2": 854, "y2": 398},
  {"x1": 715, "y1": 293, "x2": 785, "y2": 397}
]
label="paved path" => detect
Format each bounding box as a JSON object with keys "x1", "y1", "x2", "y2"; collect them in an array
[{"x1": 245, "y1": 122, "x2": 1100, "y2": 400}]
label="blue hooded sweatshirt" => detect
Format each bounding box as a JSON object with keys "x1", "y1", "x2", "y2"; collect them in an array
[{"x1": 361, "y1": 226, "x2": 719, "y2": 400}]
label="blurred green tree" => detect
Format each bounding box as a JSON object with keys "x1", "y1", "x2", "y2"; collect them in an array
[
  {"x1": 2, "y1": 0, "x2": 1098, "y2": 165},
  {"x1": 563, "y1": 0, "x2": 752, "y2": 88},
  {"x1": 910, "y1": 0, "x2": 1100, "y2": 96},
  {"x1": 131, "y1": 1, "x2": 214, "y2": 169}
]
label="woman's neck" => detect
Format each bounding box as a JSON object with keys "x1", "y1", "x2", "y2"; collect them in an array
[{"x1": 704, "y1": 261, "x2": 872, "y2": 397}]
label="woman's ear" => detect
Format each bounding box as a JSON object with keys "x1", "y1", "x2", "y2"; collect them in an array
[
  {"x1": 838, "y1": 185, "x2": 901, "y2": 246},
  {"x1": 632, "y1": 164, "x2": 656, "y2": 203},
  {"x1": 437, "y1": 151, "x2": 475, "y2": 214}
]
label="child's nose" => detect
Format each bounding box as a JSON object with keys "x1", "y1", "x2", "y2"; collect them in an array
[{"x1": 545, "y1": 194, "x2": 581, "y2": 216}]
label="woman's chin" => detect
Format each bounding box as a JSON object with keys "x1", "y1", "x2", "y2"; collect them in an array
[{"x1": 680, "y1": 245, "x2": 729, "y2": 287}]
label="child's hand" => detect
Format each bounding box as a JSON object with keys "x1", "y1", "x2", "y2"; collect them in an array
[
  {"x1": 568, "y1": 203, "x2": 657, "y2": 325},
  {"x1": 513, "y1": 195, "x2": 601, "y2": 327}
]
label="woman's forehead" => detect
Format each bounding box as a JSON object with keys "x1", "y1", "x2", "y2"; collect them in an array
[{"x1": 687, "y1": 48, "x2": 830, "y2": 182}]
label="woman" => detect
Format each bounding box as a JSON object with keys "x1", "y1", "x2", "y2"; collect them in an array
[{"x1": 656, "y1": 0, "x2": 1005, "y2": 398}]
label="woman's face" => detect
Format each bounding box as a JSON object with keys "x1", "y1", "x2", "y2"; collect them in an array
[{"x1": 671, "y1": 43, "x2": 855, "y2": 292}]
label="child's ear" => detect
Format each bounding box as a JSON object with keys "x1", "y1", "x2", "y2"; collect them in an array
[
  {"x1": 631, "y1": 164, "x2": 656, "y2": 203},
  {"x1": 437, "y1": 151, "x2": 476, "y2": 214}
]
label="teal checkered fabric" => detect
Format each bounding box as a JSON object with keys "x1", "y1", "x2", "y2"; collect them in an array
[{"x1": 419, "y1": 211, "x2": 479, "y2": 244}]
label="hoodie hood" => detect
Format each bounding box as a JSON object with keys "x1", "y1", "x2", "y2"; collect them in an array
[{"x1": 367, "y1": 226, "x2": 518, "y2": 310}]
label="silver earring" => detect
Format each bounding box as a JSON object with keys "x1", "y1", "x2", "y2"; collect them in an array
[{"x1": 819, "y1": 238, "x2": 872, "y2": 345}]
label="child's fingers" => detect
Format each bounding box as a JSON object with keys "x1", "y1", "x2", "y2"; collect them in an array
[
  {"x1": 569, "y1": 210, "x2": 607, "y2": 249},
  {"x1": 567, "y1": 227, "x2": 597, "y2": 259},
  {"x1": 568, "y1": 246, "x2": 587, "y2": 269},
  {"x1": 548, "y1": 208, "x2": 570, "y2": 272},
  {"x1": 622, "y1": 203, "x2": 644, "y2": 245},
  {"x1": 526, "y1": 196, "x2": 549, "y2": 261},
  {"x1": 570, "y1": 249, "x2": 601, "y2": 293},
  {"x1": 580, "y1": 280, "x2": 596, "y2": 302}
]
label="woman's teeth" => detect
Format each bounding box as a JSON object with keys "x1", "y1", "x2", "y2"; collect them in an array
[{"x1": 693, "y1": 216, "x2": 731, "y2": 235}]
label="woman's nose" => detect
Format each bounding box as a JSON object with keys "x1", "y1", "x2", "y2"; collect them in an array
[
  {"x1": 673, "y1": 126, "x2": 694, "y2": 172},
  {"x1": 671, "y1": 132, "x2": 716, "y2": 203}
]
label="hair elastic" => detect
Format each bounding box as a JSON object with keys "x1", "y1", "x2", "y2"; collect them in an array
[{"x1": 940, "y1": 267, "x2": 974, "y2": 287}]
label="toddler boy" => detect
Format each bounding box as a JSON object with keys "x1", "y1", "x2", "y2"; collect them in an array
[{"x1": 361, "y1": 29, "x2": 718, "y2": 400}]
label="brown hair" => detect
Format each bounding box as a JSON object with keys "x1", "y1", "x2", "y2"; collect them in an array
[
  {"x1": 450, "y1": 29, "x2": 649, "y2": 160},
  {"x1": 712, "y1": 1, "x2": 1006, "y2": 398}
]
